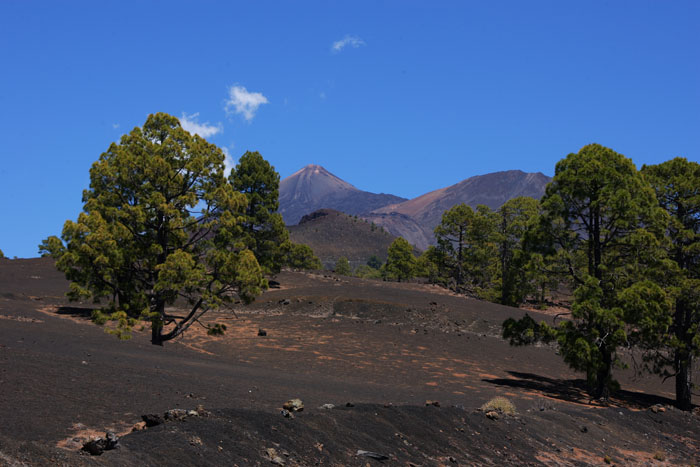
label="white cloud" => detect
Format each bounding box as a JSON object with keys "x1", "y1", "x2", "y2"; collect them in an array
[
  {"x1": 221, "y1": 146, "x2": 235, "y2": 177},
  {"x1": 179, "y1": 112, "x2": 223, "y2": 138},
  {"x1": 319, "y1": 91, "x2": 326, "y2": 99},
  {"x1": 112, "y1": 123, "x2": 120, "y2": 129},
  {"x1": 332, "y1": 35, "x2": 366, "y2": 53},
  {"x1": 224, "y1": 85, "x2": 269, "y2": 121}
]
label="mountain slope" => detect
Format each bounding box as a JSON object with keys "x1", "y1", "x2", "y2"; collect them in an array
[
  {"x1": 360, "y1": 212, "x2": 435, "y2": 252},
  {"x1": 279, "y1": 165, "x2": 406, "y2": 225},
  {"x1": 374, "y1": 170, "x2": 551, "y2": 229},
  {"x1": 287, "y1": 209, "x2": 397, "y2": 270},
  {"x1": 372, "y1": 170, "x2": 551, "y2": 248}
]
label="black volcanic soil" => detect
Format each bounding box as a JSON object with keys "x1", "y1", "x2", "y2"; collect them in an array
[{"x1": 1, "y1": 258, "x2": 699, "y2": 466}]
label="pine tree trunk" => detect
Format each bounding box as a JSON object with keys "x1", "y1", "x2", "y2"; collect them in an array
[
  {"x1": 151, "y1": 326, "x2": 163, "y2": 346},
  {"x1": 151, "y1": 299, "x2": 165, "y2": 346},
  {"x1": 675, "y1": 351, "x2": 692, "y2": 411},
  {"x1": 593, "y1": 348, "x2": 612, "y2": 401}
]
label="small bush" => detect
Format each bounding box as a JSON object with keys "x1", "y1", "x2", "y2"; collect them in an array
[
  {"x1": 480, "y1": 397, "x2": 515, "y2": 415},
  {"x1": 653, "y1": 451, "x2": 665, "y2": 461}
]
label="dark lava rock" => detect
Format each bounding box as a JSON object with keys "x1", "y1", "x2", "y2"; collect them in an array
[
  {"x1": 165, "y1": 409, "x2": 188, "y2": 421},
  {"x1": 142, "y1": 414, "x2": 165, "y2": 427},
  {"x1": 258, "y1": 328, "x2": 267, "y2": 336},
  {"x1": 81, "y1": 431, "x2": 118, "y2": 455}
]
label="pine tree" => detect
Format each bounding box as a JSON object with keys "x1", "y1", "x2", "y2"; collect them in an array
[
  {"x1": 384, "y1": 237, "x2": 417, "y2": 282},
  {"x1": 504, "y1": 144, "x2": 666, "y2": 399},
  {"x1": 495, "y1": 197, "x2": 539, "y2": 306},
  {"x1": 229, "y1": 151, "x2": 289, "y2": 275},
  {"x1": 284, "y1": 243, "x2": 322, "y2": 270},
  {"x1": 39, "y1": 113, "x2": 267, "y2": 345},
  {"x1": 434, "y1": 203, "x2": 498, "y2": 295},
  {"x1": 334, "y1": 256, "x2": 351, "y2": 276},
  {"x1": 640, "y1": 157, "x2": 700, "y2": 410}
]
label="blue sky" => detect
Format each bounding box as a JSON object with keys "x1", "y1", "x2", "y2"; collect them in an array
[{"x1": 1, "y1": 1, "x2": 698, "y2": 258}]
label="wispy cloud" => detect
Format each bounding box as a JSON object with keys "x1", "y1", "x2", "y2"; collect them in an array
[
  {"x1": 224, "y1": 85, "x2": 269, "y2": 121},
  {"x1": 112, "y1": 123, "x2": 120, "y2": 129},
  {"x1": 332, "y1": 35, "x2": 366, "y2": 53},
  {"x1": 179, "y1": 112, "x2": 223, "y2": 138},
  {"x1": 221, "y1": 146, "x2": 235, "y2": 177}
]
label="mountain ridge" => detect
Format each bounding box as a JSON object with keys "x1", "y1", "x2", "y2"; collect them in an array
[{"x1": 279, "y1": 165, "x2": 551, "y2": 250}]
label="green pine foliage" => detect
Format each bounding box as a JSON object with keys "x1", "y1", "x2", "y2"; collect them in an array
[
  {"x1": 416, "y1": 246, "x2": 449, "y2": 284},
  {"x1": 503, "y1": 144, "x2": 667, "y2": 400},
  {"x1": 353, "y1": 264, "x2": 383, "y2": 279},
  {"x1": 39, "y1": 113, "x2": 268, "y2": 345},
  {"x1": 229, "y1": 151, "x2": 290, "y2": 275},
  {"x1": 639, "y1": 157, "x2": 700, "y2": 410},
  {"x1": 366, "y1": 255, "x2": 382, "y2": 270},
  {"x1": 495, "y1": 197, "x2": 540, "y2": 306},
  {"x1": 334, "y1": 256, "x2": 351, "y2": 276},
  {"x1": 285, "y1": 243, "x2": 322, "y2": 270},
  {"x1": 384, "y1": 237, "x2": 417, "y2": 282}
]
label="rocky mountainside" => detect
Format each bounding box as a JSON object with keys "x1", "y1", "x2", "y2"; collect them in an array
[
  {"x1": 360, "y1": 212, "x2": 435, "y2": 252},
  {"x1": 279, "y1": 165, "x2": 406, "y2": 225},
  {"x1": 371, "y1": 170, "x2": 551, "y2": 248},
  {"x1": 287, "y1": 209, "x2": 396, "y2": 270}
]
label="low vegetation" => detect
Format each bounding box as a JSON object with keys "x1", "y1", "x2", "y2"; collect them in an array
[{"x1": 480, "y1": 396, "x2": 516, "y2": 415}]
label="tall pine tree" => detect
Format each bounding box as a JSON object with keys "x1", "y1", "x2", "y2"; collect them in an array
[
  {"x1": 504, "y1": 144, "x2": 666, "y2": 399},
  {"x1": 229, "y1": 151, "x2": 289, "y2": 275},
  {"x1": 641, "y1": 157, "x2": 700, "y2": 410}
]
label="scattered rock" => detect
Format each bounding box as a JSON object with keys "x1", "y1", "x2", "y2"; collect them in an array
[
  {"x1": 280, "y1": 409, "x2": 294, "y2": 418},
  {"x1": 131, "y1": 421, "x2": 147, "y2": 432},
  {"x1": 345, "y1": 402, "x2": 355, "y2": 407},
  {"x1": 580, "y1": 425, "x2": 588, "y2": 433},
  {"x1": 258, "y1": 329, "x2": 267, "y2": 337},
  {"x1": 187, "y1": 410, "x2": 199, "y2": 417},
  {"x1": 81, "y1": 431, "x2": 119, "y2": 455},
  {"x1": 278, "y1": 299, "x2": 291, "y2": 305},
  {"x1": 319, "y1": 404, "x2": 335, "y2": 410},
  {"x1": 283, "y1": 398, "x2": 304, "y2": 412},
  {"x1": 142, "y1": 414, "x2": 165, "y2": 427},
  {"x1": 196, "y1": 404, "x2": 211, "y2": 416},
  {"x1": 165, "y1": 408, "x2": 188, "y2": 420},
  {"x1": 425, "y1": 400, "x2": 440, "y2": 407},
  {"x1": 486, "y1": 411, "x2": 499, "y2": 420},
  {"x1": 357, "y1": 450, "x2": 389, "y2": 460},
  {"x1": 265, "y1": 447, "x2": 286, "y2": 465},
  {"x1": 650, "y1": 404, "x2": 666, "y2": 413}
]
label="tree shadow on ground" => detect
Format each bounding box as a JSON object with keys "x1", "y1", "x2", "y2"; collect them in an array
[
  {"x1": 483, "y1": 371, "x2": 676, "y2": 409},
  {"x1": 55, "y1": 306, "x2": 94, "y2": 319}
]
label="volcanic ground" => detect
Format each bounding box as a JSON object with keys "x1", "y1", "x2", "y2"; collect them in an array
[{"x1": 0, "y1": 258, "x2": 698, "y2": 466}]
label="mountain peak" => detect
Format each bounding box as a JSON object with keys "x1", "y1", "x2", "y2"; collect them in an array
[{"x1": 279, "y1": 165, "x2": 407, "y2": 225}]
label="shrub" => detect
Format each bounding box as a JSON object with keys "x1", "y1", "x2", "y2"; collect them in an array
[{"x1": 480, "y1": 397, "x2": 515, "y2": 415}]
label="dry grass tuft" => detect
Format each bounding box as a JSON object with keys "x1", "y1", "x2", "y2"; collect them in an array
[{"x1": 480, "y1": 396, "x2": 516, "y2": 415}]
